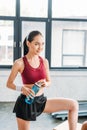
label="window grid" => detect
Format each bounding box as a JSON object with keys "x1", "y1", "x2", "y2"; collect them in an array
[{"x1": 0, "y1": 0, "x2": 87, "y2": 69}]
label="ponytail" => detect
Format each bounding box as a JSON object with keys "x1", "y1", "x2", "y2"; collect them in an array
[{"x1": 23, "y1": 37, "x2": 29, "y2": 56}]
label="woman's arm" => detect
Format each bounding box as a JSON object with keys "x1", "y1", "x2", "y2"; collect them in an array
[
  {"x1": 6, "y1": 59, "x2": 21, "y2": 90},
  {"x1": 6, "y1": 59, "x2": 35, "y2": 97},
  {"x1": 39, "y1": 58, "x2": 51, "y2": 87}
]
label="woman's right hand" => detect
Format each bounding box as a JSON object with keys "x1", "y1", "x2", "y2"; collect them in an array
[{"x1": 21, "y1": 85, "x2": 35, "y2": 97}]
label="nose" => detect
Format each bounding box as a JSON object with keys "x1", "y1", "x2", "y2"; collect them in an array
[{"x1": 39, "y1": 44, "x2": 43, "y2": 50}]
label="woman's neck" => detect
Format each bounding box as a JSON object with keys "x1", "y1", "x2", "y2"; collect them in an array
[
  {"x1": 26, "y1": 53, "x2": 38, "y2": 59},
  {"x1": 26, "y1": 53, "x2": 40, "y2": 68}
]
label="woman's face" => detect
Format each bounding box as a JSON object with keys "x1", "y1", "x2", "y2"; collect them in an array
[{"x1": 27, "y1": 34, "x2": 44, "y2": 55}]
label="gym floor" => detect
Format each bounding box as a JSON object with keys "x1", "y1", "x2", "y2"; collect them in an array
[{"x1": 0, "y1": 102, "x2": 87, "y2": 130}]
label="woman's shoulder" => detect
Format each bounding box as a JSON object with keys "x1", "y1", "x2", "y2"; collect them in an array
[
  {"x1": 39, "y1": 56, "x2": 49, "y2": 67},
  {"x1": 15, "y1": 57, "x2": 23, "y2": 63},
  {"x1": 39, "y1": 56, "x2": 47, "y2": 62},
  {"x1": 13, "y1": 57, "x2": 24, "y2": 68},
  {"x1": 11, "y1": 57, "x2": 24, "y2": 73}
]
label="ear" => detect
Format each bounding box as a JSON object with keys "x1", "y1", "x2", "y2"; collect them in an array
[{"x1": 26, "y1": 41, "x2": 30, "y2": 47}]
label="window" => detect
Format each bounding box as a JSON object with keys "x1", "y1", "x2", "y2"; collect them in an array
[
  {"x1": 0, "y1": 21, "x2": 14, "y2": 65},
  {"x1": 0, "y1": 0, "x2": 48, "y2": 68},
  {"x1": 51, "y1": 21, "x2": 87, "y2": 68},
  {"x1": 1, "y1": 0, "x2": 87, "y2": 69},
  {"x1": 8, "y1": 35, "x2": 13, "y2": 40},
  {"x1": 0, "y1": 0, "x2": 16, "y2": 16},
  {"x1": 20, "y1": 0, "x2": 48, "y2": 17},
  {"x1": 62, "y1": 30, "x2": 85, "y2": 67},
  {"x1": 52, "y1": 0, "x2": 87, "y2": 18}
]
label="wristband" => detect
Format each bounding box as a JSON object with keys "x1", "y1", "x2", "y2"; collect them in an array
[{"x1": 16, "y1": 85, "x2": 22, "y2": 91}]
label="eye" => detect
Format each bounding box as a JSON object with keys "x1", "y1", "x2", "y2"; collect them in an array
[
  {"x1": 35, "y1": 42, "x2": 39, "y2": 45},
  {"x1": 42, "y1": 42, "x2": 44, "y2": 45}
]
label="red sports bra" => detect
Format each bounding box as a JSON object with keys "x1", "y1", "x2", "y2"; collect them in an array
[{"x1": 21, "y1": 56, "x2": 46, "y2": 84}]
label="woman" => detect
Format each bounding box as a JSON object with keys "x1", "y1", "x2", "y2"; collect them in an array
[
  {"x1": 6, "y1": 30, "x2": 78, "y2": 130},
  {"x1": 81, "y1": 121, "x2": 87, "y2": 130}
]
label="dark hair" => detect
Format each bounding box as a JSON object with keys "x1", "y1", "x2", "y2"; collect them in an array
[{"x1": 23, "y1": 30, "x2": 42, "y2": 55}]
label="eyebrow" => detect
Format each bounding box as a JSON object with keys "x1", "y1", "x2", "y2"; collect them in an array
[{"x1": 34, "y1": 41, "x2": 44, "y2": 44}]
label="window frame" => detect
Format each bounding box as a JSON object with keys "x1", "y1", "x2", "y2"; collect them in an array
[{"x1": 0, "y1": 0, "x2": 87, "y2": 70}]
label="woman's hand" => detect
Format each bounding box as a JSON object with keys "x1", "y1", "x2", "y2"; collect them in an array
[
  {"x1": 37, "y1": 79, "x2": 48, "y2": 87},
  {"x1": 21, "y1": 85, "x2": 35, "y2": 97}
]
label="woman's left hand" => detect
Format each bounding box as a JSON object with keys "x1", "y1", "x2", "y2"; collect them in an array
[{"x1": 37, "y1": 79, "x2": 48, "y2": 87}]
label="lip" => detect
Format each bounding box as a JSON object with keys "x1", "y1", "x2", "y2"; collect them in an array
[{"x1": 37, "y1": 50, "x2": 41, "y2": 53}]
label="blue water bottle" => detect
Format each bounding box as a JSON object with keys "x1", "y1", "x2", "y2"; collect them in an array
[{"x1": 25, "y1": 82, "x2": 41, "y2": 104}]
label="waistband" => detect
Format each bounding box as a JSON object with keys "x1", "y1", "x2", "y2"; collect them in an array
[{"x1": 20, "y1": 93, "x2": 44, "y2": 99}]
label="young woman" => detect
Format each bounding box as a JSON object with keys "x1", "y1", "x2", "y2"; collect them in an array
[{"x1": 6, "y1": 30, "x2": 78, "y2": 130}]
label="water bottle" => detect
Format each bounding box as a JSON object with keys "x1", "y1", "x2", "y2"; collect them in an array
[{"x1": 25, "y1": 82, "x2": 41, "y2": 104}]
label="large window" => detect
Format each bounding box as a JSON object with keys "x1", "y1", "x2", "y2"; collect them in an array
[{"x1": 1, "y1": 0, "x2": 87, "y2": 69}]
